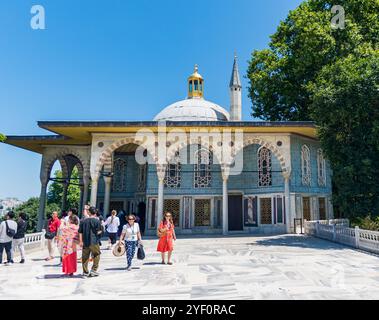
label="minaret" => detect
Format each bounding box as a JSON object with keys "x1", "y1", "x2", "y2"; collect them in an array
[{"x1": 229, "y1": 54, "x2": 242, "y2": 121}]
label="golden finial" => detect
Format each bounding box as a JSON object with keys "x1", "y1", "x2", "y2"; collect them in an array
[{"x1": 188, "y1": 64, "x2": 204, "y2": 99}]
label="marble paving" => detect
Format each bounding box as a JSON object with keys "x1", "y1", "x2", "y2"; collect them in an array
[{"x1": 0, "y1": 234, "x2": 378, "y2": 300}]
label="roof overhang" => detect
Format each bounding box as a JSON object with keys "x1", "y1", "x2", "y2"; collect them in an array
[{"x1": 3, "y1": 120, "x2": 318, "y2": 154}]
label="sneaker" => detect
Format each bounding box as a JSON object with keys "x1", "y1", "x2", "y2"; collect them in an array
[
  {"x1": 89, "y1": 270, "x2": 99, "y2": 277},
  {"x1": 82, "y1": 272, "x2": 90, "y2": 277},
  {"x1": 20, "y1": 259, "x2": 25, "y2": 264},
  {"x1": 126, "y1": 266, "x2": 132, "y2": 271},
  {"x1": 10, "y1": 260, "x2": 14, "y2": 264}
]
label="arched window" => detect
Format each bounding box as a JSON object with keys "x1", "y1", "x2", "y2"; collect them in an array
[
  {"x1": 194, "y1": 147, "x2": 212, "y2": 188},
  {"x1": 258, "y1": 147, "x2": 272, "y2": 187},
  {"x1": 112, "y1": 158, "x2": 127, "y2": 192},
  {"x1": 317, "y1": 149, "x2": 326, "y2": 186},
  {"x1": 301, "y1": 145, "x2": 311, "y2": 186},
  {"x1": 165, "y1": 152, "x2": 181, "y2": 188}
]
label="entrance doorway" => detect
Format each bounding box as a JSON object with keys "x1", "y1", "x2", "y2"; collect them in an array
[
  {"x1": 228, "y1": 195, "x2": 243, "y2": 231},
  {"x1": 137, "y1": 202, "x2": 146, "y2": 234}
]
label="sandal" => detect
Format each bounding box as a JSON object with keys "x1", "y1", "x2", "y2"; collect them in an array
[
  {"x1": 167, "y1": 262, "x2": 173, "y2": 265},
  {"x1": 161, "y1": 261, "x2": 166, "y2": 264}
]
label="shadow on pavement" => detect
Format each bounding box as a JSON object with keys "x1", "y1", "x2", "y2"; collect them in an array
[
  {"x1": 252, "y1": 235, "x2": 348, "y2": 250},
  {"x1": 36, "y1": 274, "x2": 84, "y2": 279}
]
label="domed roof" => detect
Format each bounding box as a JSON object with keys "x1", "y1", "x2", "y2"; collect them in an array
[{"x1": 154, "y1": 98, "x2": 230, "y2": 122}]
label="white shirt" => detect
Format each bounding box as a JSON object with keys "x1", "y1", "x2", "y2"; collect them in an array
[
  {"x1": 104, "y1": 216, "x2": 120, "y2": 233},
  {"x1": 0, "y1": 220, "x2": 18, "y2": 243},
  {"x1": 122, "y1": 223, "x2": 140, "y2": 241}
]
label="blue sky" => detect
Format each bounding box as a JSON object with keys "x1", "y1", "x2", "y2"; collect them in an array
[{"x1": 0, "y1": 0, "x2": 303, "y2": 200}]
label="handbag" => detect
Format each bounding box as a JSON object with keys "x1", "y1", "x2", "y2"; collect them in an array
[
  {"x1": 137, "y1": 243, "x2": 145, "y2": 260},
  {"x1": 44, "y1": 231, "x2": 56, "y2": 240},
  {"x1": 157, "y1": 227, "x2": 167, "y2": 238},
  {"x1": 5, "y1": 221, "x2": 16, "y2": 238}
]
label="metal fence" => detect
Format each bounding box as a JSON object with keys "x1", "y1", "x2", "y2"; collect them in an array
[{"x1": 305, "y1": 219, "x2": 379, "y2": 255}]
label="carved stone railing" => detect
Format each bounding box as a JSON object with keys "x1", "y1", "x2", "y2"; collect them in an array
[
  {"x1": 305, "y1": 220, "x2": 379, "y2": 255},
  {"x1": 24, "y1": 229, "x2": 46, "y2": 250}
]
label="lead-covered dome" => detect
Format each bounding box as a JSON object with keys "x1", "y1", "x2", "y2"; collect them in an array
[
  {"x1": 154, "y1": 97, "x2": 230, "y2": 121},
  {"x1": 153, "y1": 65, "x2": 230, "y2": 122}
]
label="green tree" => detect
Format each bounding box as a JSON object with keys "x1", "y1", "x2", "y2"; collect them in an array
[
  {"x1": 47, "y1": 167, "x2": 81, "y2": 211},
  {"x1": 247, "y1": 0, "x2": 379, "y2": 220},
  {"x1": 14, "y1": 198, "x2": 60, "y2": 233},
  {"x1": 0, "y1": 133, "x2": 6, "y2": 142},
  {"x1": 310, "y1": 52, "x2": 379, "y2": 219},
  {"x1": 247, "y1": 0, "x2": 378, "y2": 121}
]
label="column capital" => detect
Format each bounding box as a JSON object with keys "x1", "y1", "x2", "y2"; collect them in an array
[
  {"x1": 282, "y1": 169, "x2": 292, "y2": 180},
  {"x1": 221, "y1": 164, "x2": 230, "y2": 181}
]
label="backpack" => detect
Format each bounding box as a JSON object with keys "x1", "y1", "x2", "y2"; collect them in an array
[{"x1": 5, "y1": 221, "x2": 16, "y2": 238}]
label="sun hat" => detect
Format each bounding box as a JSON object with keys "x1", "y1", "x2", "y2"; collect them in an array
[{"x1": 112, "y1": 241, "x2": 126, "y2": 257}]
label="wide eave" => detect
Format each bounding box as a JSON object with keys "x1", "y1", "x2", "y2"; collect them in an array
[{"x1": 4, "y1": 120, "x2": 317, "y2": 154}]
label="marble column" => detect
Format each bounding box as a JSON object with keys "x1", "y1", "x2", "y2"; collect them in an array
[
  {"x1": 157, "y1": 178, "x2": 164, "y2": 226},
  {"x1": 156, "y1": 164, "x2": 166, "y2": 227},
  {"x1": 90, "y1": 175, "x2": 99, "y2": 207},
  {"x1": 81, "y1": 176, "x2": 90, "y2": 215},
  {"x1": 37, "y1": 182, "x2": 48, "y2": 232},
  {"x1": 61, "y1": 182, "x2": 69, "y2": 212},
  {"x1": 103, "y1": 176, "x2": 112, "y2": 218},
  {"x1": 283, "y1": 172, "x2": 292, "y2": 233},
  {"x1": 222, "y1": 177, "x2": 229, "y2": 235}
]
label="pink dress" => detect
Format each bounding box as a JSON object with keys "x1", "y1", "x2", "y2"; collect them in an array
[{"x1": 61, "y1": 224, "x2": 79, "y2": 274}]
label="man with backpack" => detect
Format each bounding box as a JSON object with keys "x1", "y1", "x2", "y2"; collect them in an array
[{"x1": 0, "y1": 211, "x2": 17, "y2": 265}]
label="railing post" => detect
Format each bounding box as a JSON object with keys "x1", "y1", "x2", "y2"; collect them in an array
[
  {"x1": 303, "y1": 219, "x2": 306, "y2": 235},
  {"x1": 41, "y1": 229, "x2": 46, "y2": 249},
  {"x1": 332, "y1": 224, "x2": 336, "y2": 242},
  {"x1": 355, "y1": 226, "x2": 360, "y2": 249},
  {"x1": 316, "y1": 221, "x2": 319, "y2": 237}
]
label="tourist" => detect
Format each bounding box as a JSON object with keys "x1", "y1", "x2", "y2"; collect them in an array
[
  {"x1": 65, "y1": 208, "x2": 79, "y2": 224},
  {"x1": 117, "y1": 210, "x2": 126, "y2": 237},
  {"x1": 57, "y1": 211, "x2": 69, "y2": 265},
  {"x1": 82, "y1": 205, "x2": 90, "y2": 219},
  {"x1": 78, "y1": 206, "x2": 102, "y2": 277},
  {"x1": 61, "y1": 214, "x2": 80, "y2": 276},
  {"x1": 45, "y1": 211, "x2": 61, "y2": 261},
  {"x1": 94, "y1": 209, "x2": 105, "y2": 247},
  {"x1": 0, "y1": 211, "x2": 17, "y2": 265},
  {"x1": 157, "y1": 212, "x2": 176, "y2": 265},
  {"x1": 118, "y1": 214, "x2": 142, "y2": 271},
  {"x1": 104, "y1": 210, "x2": 120, "y2": 249},
  {"x1": 12, "y1": 212, "x2": 28, "y2": 264}
]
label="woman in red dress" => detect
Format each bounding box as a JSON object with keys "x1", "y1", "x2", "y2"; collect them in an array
[
  {"x1": 157, "y1": 212, "x2": 177, "y2": 265},
  {"x1": 61, "y1": 215, "x2": 79, "y2": 276}
]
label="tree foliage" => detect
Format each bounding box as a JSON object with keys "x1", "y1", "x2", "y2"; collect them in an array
[
  {"x1": 47, "y1": 167, "x2": 81, "y2": 211},
  {"x1": 247, "y1": 0, "x2": 379, "y2": 121},
  {"x1": 0, "y1": 133, "x2": 6, "y2": 142},
  {"x1": 14, "y1": 198, "x2": 60, "y2": 233},
  {"x1": 247, "y1": 0, "x2": 379, "y2": 220},
  {"x1": 12, "y1": 167, "x2": 82, "y2": 233},
  {"x1": 310, "y1": 52, "x2": 379, "y2": 218}
]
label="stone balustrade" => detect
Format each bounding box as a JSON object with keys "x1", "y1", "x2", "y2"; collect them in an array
[{"x1": 305, "y1": 219, "x2": 379, "y2": 255}]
